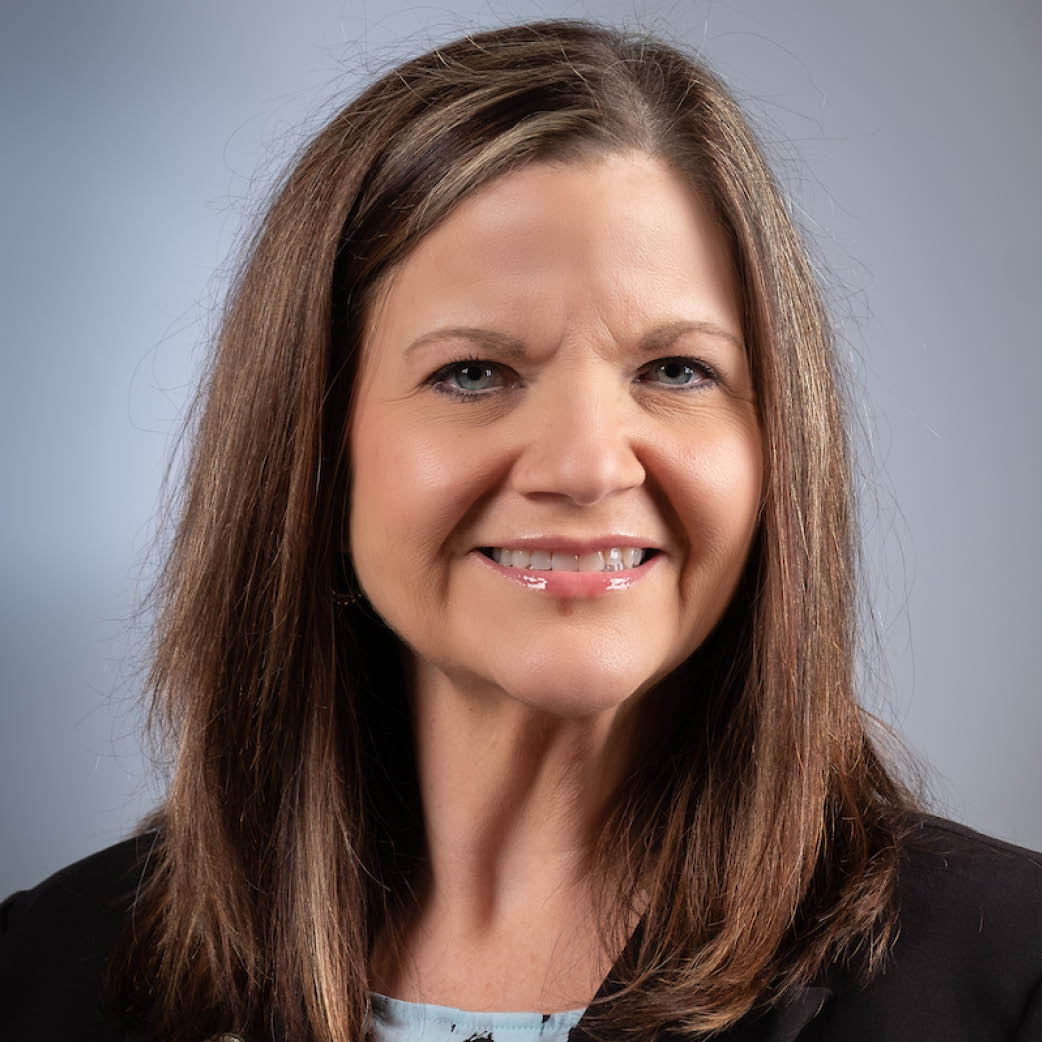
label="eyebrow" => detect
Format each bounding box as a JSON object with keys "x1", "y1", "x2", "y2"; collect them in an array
[{"x1": 403, "y1": 319, "x2": 745, "y2": 359}]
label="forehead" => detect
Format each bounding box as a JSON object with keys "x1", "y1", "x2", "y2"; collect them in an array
[{"x1": 361, "y1": 152, "x2": 743, "y2": 358}]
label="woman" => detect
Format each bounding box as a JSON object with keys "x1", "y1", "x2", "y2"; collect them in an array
[{"x1": 1, "y1": 18, "x2": 1040, "y2": 1042}]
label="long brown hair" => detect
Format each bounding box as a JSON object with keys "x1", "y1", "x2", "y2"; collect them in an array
[{"x1": 109, "y1": 19, "x2": 915, "y2": 1042}]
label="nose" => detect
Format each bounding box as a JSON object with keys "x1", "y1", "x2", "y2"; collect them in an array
[{"x1": 509, "y1": 375, "x2": 646, "y2": 506}]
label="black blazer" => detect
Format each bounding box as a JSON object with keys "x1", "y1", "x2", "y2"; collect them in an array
[{"x1": 2, "y1": 816, "x2": 1040, "y2": 1041}]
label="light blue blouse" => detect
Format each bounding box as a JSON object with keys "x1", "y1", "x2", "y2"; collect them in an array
[{"x1": 367, "y1": 992, "x2": 587, "y2": 1042}]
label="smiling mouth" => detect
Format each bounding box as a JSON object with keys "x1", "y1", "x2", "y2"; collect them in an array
[{"x1": 478, "y1": 547, "x2": 660, "y2": 572}]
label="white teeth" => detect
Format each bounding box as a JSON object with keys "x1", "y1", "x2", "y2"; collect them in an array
[
  {"x1": 489, "y1": 547, "x2": 648, "y2": 572},
  {"x1": 529, "y1": 550, "x2": 552, "y2": 570},
  {"x1": 550, "y1": 551, "x2": 580, "y2": 571},
  {"x1": 578, "y1": 551, "x2": 604, "y2": 572}
]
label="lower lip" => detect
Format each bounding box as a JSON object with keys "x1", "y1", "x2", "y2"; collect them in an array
[{"x1": 470, "y1": 550, "x2": 661, "y2": 597}]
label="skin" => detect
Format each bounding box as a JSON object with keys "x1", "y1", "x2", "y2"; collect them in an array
[{"x1": 350, "y1": 152, "x2": 763, "y2": 1010}]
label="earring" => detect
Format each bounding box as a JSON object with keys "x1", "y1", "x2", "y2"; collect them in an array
[{"x1": 332, "y1": 552, "x2": 364, "y2": 607}]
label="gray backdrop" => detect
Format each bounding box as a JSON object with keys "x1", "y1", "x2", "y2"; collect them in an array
[{"x1": 3, "y1": 0, "x2": 1040, "y2": 896}]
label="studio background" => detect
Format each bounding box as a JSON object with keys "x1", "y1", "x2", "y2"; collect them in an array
[{"x1": 2, "y1": 0, "x2": 1039, "y2": 896}]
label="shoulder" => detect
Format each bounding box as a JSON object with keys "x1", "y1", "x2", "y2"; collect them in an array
[
  {"x1": 815, "y1": 815, "x2": 1042, "y2": 1041},
  {"x1": 897, "y1": 815, "x2": 1042, "y2": 941},
  {"x1": 0, "y1": 833, "x2": 157, "y2": 1042},
  {"x1": 1, "y1": 833, "x2": 156, "y2": 936}
]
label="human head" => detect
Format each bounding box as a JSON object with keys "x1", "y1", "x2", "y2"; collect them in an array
[{"x1": 325, "y1": 20, "x2": 850, "y2": 732}]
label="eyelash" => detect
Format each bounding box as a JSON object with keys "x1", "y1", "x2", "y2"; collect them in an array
[{"x1": 426, "y1": 355, "x2": 720, "y2": 401}]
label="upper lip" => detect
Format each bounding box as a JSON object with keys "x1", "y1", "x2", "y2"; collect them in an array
[{"x1": 474, "y1": 535, "x2": 664, "y2": 555}]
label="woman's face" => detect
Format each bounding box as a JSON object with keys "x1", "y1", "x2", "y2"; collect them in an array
[{"x1": 349, "y1": 152, "x2": 762, "y2": 716}]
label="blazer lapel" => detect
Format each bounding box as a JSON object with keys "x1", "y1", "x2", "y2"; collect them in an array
[
  {"x1": 769, "y1": 987, "x2": 831, "y2": 1040},
  {"x1": 567, "y1": 915, "x2": 832, "y2": 1042},
  {"x1": 716, "y1": 986, "x2": 832, "y2": 1042}
]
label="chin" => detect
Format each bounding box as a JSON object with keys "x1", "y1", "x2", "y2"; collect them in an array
[{"x1": 484, "y1": 649, "x2": 668, "y2": 720}]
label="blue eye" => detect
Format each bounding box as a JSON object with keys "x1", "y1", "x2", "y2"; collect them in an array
[
  {"x1": 639, "y1": 356, "x2": 716, "y2": 389},
  {"x1": 428, "y1": 359, "x2": 513, "y2": 398},
  {"x1": 453, "y1": 363, "x2": 498, "y2": 391}
]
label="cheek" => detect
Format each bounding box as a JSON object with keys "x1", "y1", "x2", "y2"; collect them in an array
[
  {"x1": 669, "y1": 415, "x2": 763, "y2": 549},
  {"x1": 349, "y1": 407, "x2": 503, "y2": 570}
]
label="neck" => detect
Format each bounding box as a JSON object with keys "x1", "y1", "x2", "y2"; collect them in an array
[
  {"x1": 407, "y1": 661, "x2": 639, "y2": 935},
  {"x1": 369, "y1": 658, "x2": 680, "y2": 1009}
]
